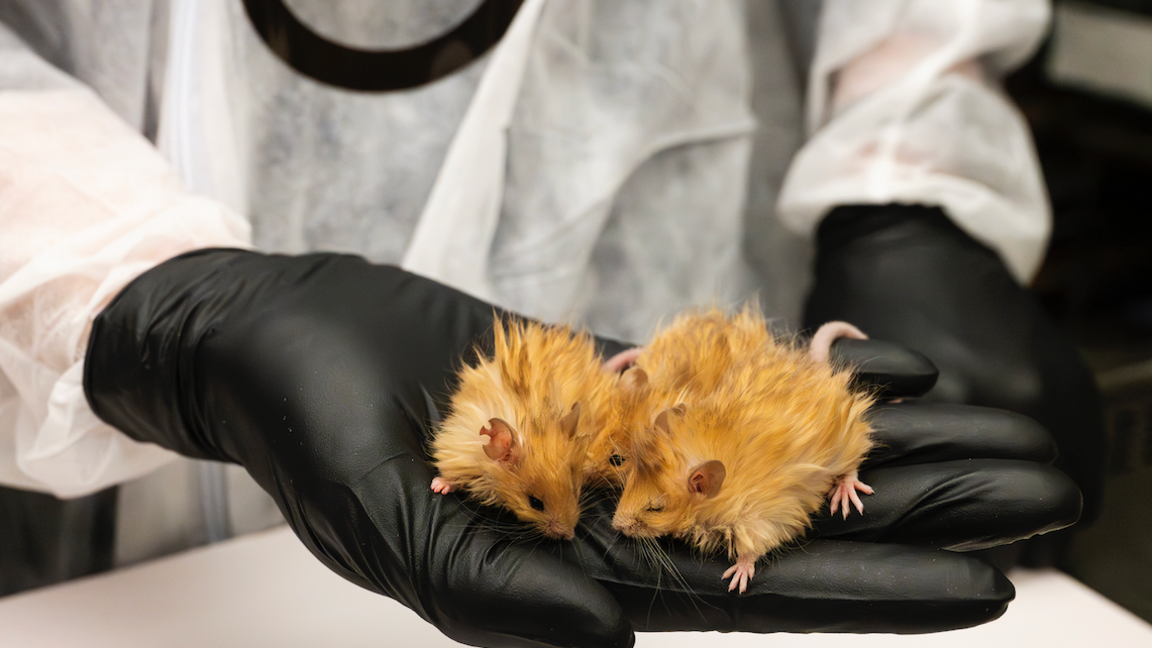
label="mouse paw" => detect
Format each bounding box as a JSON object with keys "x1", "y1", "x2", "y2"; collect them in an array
[
  {"x1": 828, "y1": 471, "x2": 873, "y2": 519},
  {"x1": 809, "y1": 321, "x2": 868, "y2": 364},
  {"x1": 602, "y1": 347, "x2": 642, "y2": 373},
  {"x1": 430, "y1": 476, "x2": 457, "y2": 494},
  {"x1": 722, "y1": 556, "x2": 756, "y2": 594}
]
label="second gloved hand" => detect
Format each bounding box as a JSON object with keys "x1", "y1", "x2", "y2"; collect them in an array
[{"x1": 804, "y1": 203, "x2": 1105, "y2": 545}]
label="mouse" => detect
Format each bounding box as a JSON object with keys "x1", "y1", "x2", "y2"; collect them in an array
[
  {"x1": 582, "y1": 362, "x2": 657, "y2": 489},
  {"x1": 429, "y1": 315, "x2": 615, "y2": 540},
  {"x1": 608, "y1": 308, "x2": 876, "y2": 593},
  {"x1": 582, "y1": 311, "x2": 734, "y2": 488},
  {"x1": 585, "y1": 307, "x2": 804, "y2": 489}
]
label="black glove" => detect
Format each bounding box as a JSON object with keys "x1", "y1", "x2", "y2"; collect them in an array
[
  {"x1": 84, "y1": 249, "x2": 1080, "y2": 647},
  {"x1": 805, "y1": 204, "x2": 1105, "y2": 562}
]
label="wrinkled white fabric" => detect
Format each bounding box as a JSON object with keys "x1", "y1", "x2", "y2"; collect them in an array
[
  {"x1": 157, "y1": 0, "x2": 249, "y2": 214},
  {"x1": 407, "y1": 0, "x2": 759, "y2": 340},
  {"x1": 492, "y1": 0, "x2": 758, "y2": 336},
  {"x1": 778, "y1": 0, "x2": 1052, "y2": 283},
  {"x1": 400, "y1": 0, "x2": 547, "y2": 302},
  {"x1": 0, "y1": 23, "x2": 251, "y2": 496}
]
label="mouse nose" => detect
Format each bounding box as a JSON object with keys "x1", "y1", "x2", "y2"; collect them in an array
[
  {"x1": 545, "y1": 522, "x2": 575, "y2": 541},
  {"x1": 611, "y1": 514, "x2": 630, "y2": 533}
]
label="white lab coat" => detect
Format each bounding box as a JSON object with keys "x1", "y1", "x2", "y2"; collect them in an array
[{"x1": 0, "y1": 0, "x2": 1051, "y2": 565}]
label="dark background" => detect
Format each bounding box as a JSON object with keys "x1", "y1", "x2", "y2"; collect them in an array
[{"x1": 1007, "y1": 0, "x2": 1152, "y2": 624}]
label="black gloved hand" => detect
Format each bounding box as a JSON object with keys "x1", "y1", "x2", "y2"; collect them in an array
[
  {"x1": 805, "y1": 204, "x2": 1105, "y2": 557},
  {"x1": 84, "y1": 249, "x2": 1080, "y2": 647}
]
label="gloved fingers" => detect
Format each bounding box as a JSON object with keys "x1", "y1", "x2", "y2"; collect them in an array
[
  {"x1": 87, "y1": 248, "x2": 514, "y2": 461},
  {"x1": 809, "y1": 458, "x2": 1082, "y2": 550},
  {"x1": 557, "y1": 459, "x2": 1074, "y2": 634},
  {"x1": 568, "y1": 498, "x2": 1013, "y2": 633},
  {"x1": 804, "y1": 204, "x2": 1106, "y2": 528},
  {"x1": 432, "y1": 528, "x2": 634, "y2": 646},
  {"x1": 228, "y1": 387, "x2": 634, "y2": 648},
  {"x1": 827, "y1": 337, "x2": 938, "y2": 399},
  {"x1": 252, "y1": 456, "x2": 632, "y2": 648},
  {"x1": 87, "y1": 248, "x2": 637, "y2": 647},
  {"x1": 346, "y1": 463, "x2": 635, "y2": 648},
  {"x1": 233, "y1": 402, "x2": 634, "y2": 648},
  {"x1": 862, "y1": 401, "x2": 1059, "y2": 468},
  {"x1": 433, "y1": 553, "x2": 634, "y2": 648}
]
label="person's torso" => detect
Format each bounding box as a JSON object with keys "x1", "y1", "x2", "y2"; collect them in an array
[{"x1": 0, "y1": 0, "x2": 812, "y2": 564}]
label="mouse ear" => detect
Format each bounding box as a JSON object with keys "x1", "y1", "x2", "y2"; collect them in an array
[
  {"x1": 688, "y1": 460, "x2": 725, "y2": 498},
  {"x1": 619, "y1": 367, "x2": 648, "y2": 392},
  {"x1": 480, "y1": 418, "x2": 519, "y2": 464},
  {"x1": 653, "y1": 405, "x2": 685, "y2": 435},
  {"x1": 560, "y1": 402, "x2": 581, "y2": 438}
]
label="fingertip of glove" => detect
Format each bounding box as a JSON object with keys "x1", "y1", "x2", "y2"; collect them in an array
[
  {"x1": 973, "y1": 460, "x2": 1083, "y2": 538},
  {"x1": 591, "y1": 617, "x2": 636, "y2": 648},
  {"x1": 832, "y1": 338, "x2": 938, "y2": 398},
  {"x1": 434, "y1": 538, "x2": 635, "y2": 648},
  {"x1": 536, "y1": 598, "x2": 634, "y2": 648},
  {"x1": 864, "y1": 403, "x2": 1060, "y2": 466},
  {"x1": 998, "y1": 409, "x2": 1061, "y2": 465},
  {"x1": 947, "y1": 460, "x2": 1083, "y2": 550},
  {"x1": 1038, "y1": 464, "x2": 1084, "y2": 532},
  {"x1": 440, "y1": 610, "x2": 634, "y2": 648}
]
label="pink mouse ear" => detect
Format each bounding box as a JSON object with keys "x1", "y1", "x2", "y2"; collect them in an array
[
  {"x1": 688, "y1": 460, "x2": 726, "y2": 498},
  {"x1": 653, "y1": 405, "x2": 685, "y2": 435},
  {"x1": 480, "y1": 418, "x2": 518, "y2": 463},
  {"x1": 619, "y1": 367, "x2": 648, "y2": 392},
  {"x1": 560, "y1": 402, "x2": 581, "y2": 438}
]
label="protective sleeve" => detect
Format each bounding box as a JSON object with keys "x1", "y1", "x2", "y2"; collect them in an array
[
  {"x1": 776, "y1": 0, "x2": 1052, "y2": 283},
  {"x1": 0, "y1": 22, "x2": 252, "y2": 497}
]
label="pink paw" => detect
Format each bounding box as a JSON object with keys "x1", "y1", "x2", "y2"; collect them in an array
[
  {"x1": 828, "y1": 471, "x2": 874, "y2": 519},
  {"x1": 430, "y1": 476, "x2": 457, "y2": 494},
  {"x1": 602, "y1": 347, "x2": 642, "y2": 373},
  {"x1": 722, "y1": 556, "x2": 756, "y2": 594},
  {"x1": 809, "y1": 321, "x2": 867, "y2": 364}
]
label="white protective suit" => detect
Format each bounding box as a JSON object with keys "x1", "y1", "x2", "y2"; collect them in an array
[{"x1": 0, "y1": 0, "x2": 1051, "y2": 566}]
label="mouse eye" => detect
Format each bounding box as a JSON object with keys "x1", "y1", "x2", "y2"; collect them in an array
[
  {"x1": 528, "y1": 495, "x2": 545, "y2": 511},
  {"x1": 609, "y1": 454, "x2": 625, "y2": 467},
  {"x1": 645, "y1": 504, "x2": 664, "y2": 513}
]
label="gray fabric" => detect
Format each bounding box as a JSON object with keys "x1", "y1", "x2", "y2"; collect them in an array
[
  {"x1": 224, "y1": 0, "x2": 487, "y2": 263},
  {"x1": 777, "y1": 0, "x2": 821, "y2": 88},
  {"x1": 281, "y1": 0, "x2": 484, "y2": 49},
  {"x1": 0, "y1": 17, "x2": 79, "y2": 90},
  {"x1": 742, "y1": 0, "x2": 811, "y2": 328},
  {"x1": 493, "y1": 0, "x2": 767, "y2": 339},
  {"x1": 0, "y1": 0, "x2": 156, "y2": 129}
]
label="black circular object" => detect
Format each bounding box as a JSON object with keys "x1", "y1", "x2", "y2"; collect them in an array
[{"x1": 242, "y1": 0, "x2": 523, "y2": 91}]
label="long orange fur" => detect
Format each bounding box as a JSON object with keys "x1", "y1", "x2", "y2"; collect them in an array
[
  {"x1": 431, "y1": 315, "x2": 614, "y2": 539},
  {"x1": 610, "y1": 307, "x2": 876, "y2": 590}
]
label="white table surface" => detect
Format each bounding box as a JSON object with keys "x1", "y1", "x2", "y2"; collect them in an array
[{"x1": 2, "y1": 525, "x2": 1150, "y2": 647}]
